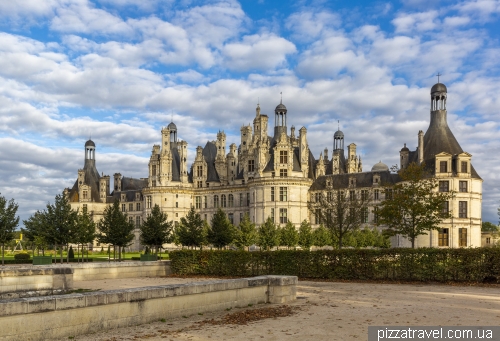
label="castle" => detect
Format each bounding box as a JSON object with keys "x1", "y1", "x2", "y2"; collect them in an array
[{"x1": 66, "y1": 82, "x2": 482, "y2": 249}]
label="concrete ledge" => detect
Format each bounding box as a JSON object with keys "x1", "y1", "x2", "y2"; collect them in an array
[
  {"x1": 0, "y1": 275, "x2": 297, "y2": 341},
  {"x1": 0, "y1": 268, "x2": 73, "y2": 299}
]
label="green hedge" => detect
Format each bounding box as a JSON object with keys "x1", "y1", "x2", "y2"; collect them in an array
[{"x1": 169, "y1": 248, "x2": 500, "y2": 283}]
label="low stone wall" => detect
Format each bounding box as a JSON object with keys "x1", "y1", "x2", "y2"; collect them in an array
[
  {"x1": 0, "y1": 275, "x2": 297, "y2": 341},
  {"x1": 0, "y1": 268, "x2": 73, "y2": 299},
  {"x1": 71, "y1": 260, "x2": 172, "y2": 281}
]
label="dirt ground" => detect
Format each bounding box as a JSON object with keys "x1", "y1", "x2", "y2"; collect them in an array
[{"x1": 61, "y1": 277, "x2": 500, "y2": 341}]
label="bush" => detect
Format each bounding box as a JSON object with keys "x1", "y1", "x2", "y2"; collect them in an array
[
  {"x1": 68, "y1": 246, "x2": 75, "y2": 259},
  {"x1": 169, "y1": 248, "x2": 500, "y2": 283},
  {"x1": 14, "y1": 252, "x2": 31, "y2": 260}
]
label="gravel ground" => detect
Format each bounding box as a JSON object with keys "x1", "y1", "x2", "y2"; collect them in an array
[{"x1": 59, "y1": 278, "x2": 500, "y2": 341}]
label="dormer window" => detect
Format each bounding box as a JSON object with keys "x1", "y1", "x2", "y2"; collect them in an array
[
  {"x1": 280, "y1": 151, "x2": 288, "y2": 164},
  {"x1": 248, "y1": 160, "x2": 255, "y2": 172},
  {"x1": 280, "y1": 169, "x2": 287, "y2": 177},
  {"x1": 440, "y1": 161, "x2": 448, "y2": 173},
  {"x1": 461, "y1": 161, "x2": 468, "y2": 173},
  {"x1": 197, "y1": 165, "x2": 203, "y2": 177}
]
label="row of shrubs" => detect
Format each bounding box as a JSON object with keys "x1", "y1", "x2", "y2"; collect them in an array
[{"x1": 169, "y1": 248, "x2": 500, "y2": 283}]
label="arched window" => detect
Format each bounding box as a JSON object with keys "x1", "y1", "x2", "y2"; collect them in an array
[
  {"x1": 228, "y1": 194, "x2": 234, "y2": 207},
  {"x1": 214, "y1": 195, "x2": 219, "y2": 208},
  {"x1": 221, "y1": 194, "x2": 227, "y2": 208}
]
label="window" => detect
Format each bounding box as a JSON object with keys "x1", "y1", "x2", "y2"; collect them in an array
[
  {"x1": 361, "y1": 207, "x2": 368, "y2": 223},
  {"x1": 349, "y1": 208, "x2": 355, "y2": 219},
  {"x1": 129, "y1": 203, "x2": 133, "y2": 212},
  {"x1": 461, "y1": 161, "x2": 468, "y2": 173},
  {"x1": 279, "y1": 208, "x2": 288, "y2": 224},
  {"x1": 271, "y1": 187, "x2": 275, "y2": 202},
  {"x1": 197, "y1": 181, "x2": 203, "y2": 188},
  {"x1": 82, "y1": 190, "x2": 88, "y2": 199},
  {"x1": 459, "y1": 228, "x2": 467, "y2": 247},
  {"x1": 385, "y1": 189, "x2": 393, "y2": 200},
  {"x1": 221, "y1": 194, "x2": 227, "y2": 208},
  {"x1": 248, "y1": 160, "x2": 255, "y2": 172},
  {"x1": 279, "y1": 187, "x2": 288, "y2": 201},
  {"x1": 82, "y1": 204, "x2": 87, "y2": 213},
  {"x1": 349, "y1": 190, "x2": 355, "y2": 201},
  {"x1": 315, "y1": 209, "x2": 321, "y2": 224},
  {"x1": 486, "y1": 237, "x2": 491, "y2": 245},
  {"x1": 214, "y1": 195, "x2": 219, "y2": 208},
  {"x1": 440, "y1": 161, "x2": 448, "y2": 173},
  {"x1": 129, "y1": 216, "x2": 133, "y2": 224},
  {"x1": 136, "y1": 216, "x2": 141, "y2": 228},
  {"x1": 228, "y1": 194, "x2": 234, "y2": 207},
  {"x1": 271, "y1": 208, "x2": 275, "y2": 222},
  {"x1": 280, "y1": 169, "x2": 287, "y2": 177},
  {"x1": 239, "y1": 193, "x2": 243, "y2": 207},
  {"x1": 438, "y1": 228, "x2": 449, "y2": 246},
  {"x1": 361, "y1": 190, "x2": 368, "y2": 201},
  {"x1": 441, "y1": 201, "x2": 449, "y2": 216},
  {"x1": 327, "y1": 192, "x2": 333, "y2": 202},
  {"x1": 374, "y1": 189, "x2": 379, "y2": 200},
  {"x1": 147, "y1": 196, "x2": 152, "y2": 209},
  {"x1": 204, "y1": 196, "x2": 207, "y2": 208},
  {"x1": 197, "y1": 165, "x2": 203, "y2": 177},
  {"x1": 152, "y1": 180, "x2": 156, "y2": 187},
  {"x1": 152, "y1": 165, "x2": 157, "y2": 176},
  {"x1": 240, "y1": 213, "x2": 243, "y2": 222},
  {"x1": 176, "y1": 202, "x2": 178, "y2": 208},
  {"x1": 136, "y1": 203, "x2": 141, "y2": 211},
  {"x1": 247, "y1": 193, "x2": 250, "y2": 206},
  {"x1": 228, "y1": 213, "x2": 234, "y2": 225},
  {"x1": 439, "y1": 181, "x2": 449, "y2": 192},
  {"x1": 459, "y1": 181, "x2": 467, "y2": 192},
  {"x1": 280, "y1": 150, "x2": 288, "y2": 164},
  {"x1": 122, "y1": 204, "x2": 126, "y2": 212},
  {"x1": 373, "y1": 207, "x2": 379, "y2": 224},
  {"x1": 195, "y1": 196, "x2": 201, "y2": 209},
  {"x1": 204, "y1": 214, "x2": 207, "y2": 221},
  {"x1": 459, "y1": 201, "x2": 467, "y2": 218}
]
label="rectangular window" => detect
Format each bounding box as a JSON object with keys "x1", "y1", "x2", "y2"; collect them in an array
[
  {"x1": 228, "y1": 194, "x2": 234, "y2": 207},
  {"x1": 204, "y1": 196, "x2": 207, "y2": 208},
  {"x1": 152, "y1": 180, "x2": 156, "y2": 187},
  {"x1": 82, "y1": 204, "x2": 87, "y2": 213},
  {"x1": 240, "y1": 213, "x2": 243, "y2": 222},
  {"x1": 280, "y1": 169, "x2": 287, "y2": 177},
  {"x1": 136, "y1": 203, "x2": 141, "y2": 211},
  {"x1": 147, "y1": 196, "x2": 151, "y2": 209},
  {"x1": 361, "y1": 207, "x2": 368, "y2": 223},
  {"x1": 315, "y1": 209, "x2": 321, "y2": 224},
  {"x1": 279, "y1": 187, "x2": 288, "y2": 201},
  {"x1": 136, "y1": 216, "x2": 141, "y2": 228},
  {"x1": 176, "y1": 202, "x2": 178, "y2": 208},
  {"x1": 279, "y1": 208, "x2": 287, "y2": 224},
  {"x1": 197, "y1": 165, "x2": 203, "y2": 177},
  {"x1": 129, "y1": 203, "x2": 133, "y2": 212},
  {"x1": 82, "y1": 190, "x2": 88, "y2": 199},
  {"x1": 239, "y1": 193, "x2": 243, "y2": 207},
  {"x1": 271, "y1": 208, "x2": 275, "y2": 222},
  {"x1": 228, "y1": 213, "x2": 234, "y2": 225},
  {"x1": 152, "y1": 165, "x2": 157, "y2": 176},
  {"x1": 439, "y1": 181, "x2": 449, "y2": 192},
  {"x1": 461, "y1": 161, "x2": 468, "y2": 173},
  {"x1": 459, "y1": 201, "x2": 467, "y2": 218},
  {"x1": 122, "y1": 204, "x2": 126, "y2": 212},
  {"x1": 197, "y1": 181, "x2": 203, "y2": 188},
  {"x1": 486, "y1": 237, "x2": 491, "y2": 244},
  {"x1": 279, "y1": 150, "x2": 288, "y2": 164},
  {"x1": 441, "y1": 201, "x2": 449, "y2": 216},
  {"x1": 373, "y1": 207, "x2": 379, "y2": 224},
  {"x1": 374, "y1": 189, "x2": 379, "y2": 200},
  {"x1": 459, "y1": 228, "x2": 467, "y2": 247},
  {"x1": 204, "y1": 214, "x2": 207, "y2": 221},
  {"x1": 195, "y1": 196, "x2": 201, "y2": 209},
  {"x1": 385, "y1": 189, "x2": 393, "y2": 200},
  {"x1": 327, "y1": 192, "x2": 333, "y2": 202},
  {"x1": 459, "y1": 181, "x2": 468, "y2": 192},
  {"x1": 271, "y1": 187, "x2": 275, "y2": 201},
  {"x1": 438, "y1": 228, "x2": 449, "y2": 246},
  {"x1": 349, "y1": 190, "x2": 355, "y2": 201},
  {"x1": 440, "y1": 161, "x2": 448, "y2": 173},
  {"x1": 248, "y1": 160, "x2": 255, "y2": 172},
  {"x1": 361, "y1": 190, "x2": 368, "y2": 201},
  {"x1": 246, "y1": 193, "x2": 250, "y2": 206}
]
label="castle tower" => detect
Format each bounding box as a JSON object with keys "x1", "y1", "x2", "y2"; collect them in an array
[
  {"x1": 274, "y1": 96, "x2": 287, "y2": 139},
  {"x1": 253, "y1": 104, "x2": 269, "y2": 141},
  {"x1": 299, "y1": 127, "x2": 309, "y2": 177},
  {"x1": 332, "y1": 128, "x2": 344, "y2": 174},
  {"x1": 178, "y1": 140, "x2": 188, "y2": 183},
  {"x1": 113, "y1": 173, "x2": 122, "y2": 191},
  {"x1": 400, "y1": 143, "x2": 410, "y2": 169}
]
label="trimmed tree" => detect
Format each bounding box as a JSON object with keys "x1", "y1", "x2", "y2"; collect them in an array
[
  {"x1": 313, "y1": 224, "x2": 331, "y2": 248},
  {"x1": 257, "y1": 217, "x2": 280, "y2": 251},
  {"x1": 207, "y1": 208, "x2": 234, "y2": 249},
  {"x1": 298, "y1": 219, "x2": 314, "y2": 250},
  {"x1": 140, "y1": 204, "x2": 173, "y2": 254},
  {"x1": 46, "y1": 193, "x2": 78, "y2": 263},
  {"x1": 0, "y1": 194, "x2": 19, "y2": 265},
  {"x1": 74, "y1": 209, "x2": 96, "y2": 262},
  {"x1": 280, "y1": 221, "x2": 299, "y2": 249},
  {"x1": 377, "y1": 162, "x2": 453, "y2": 248},
  {"x1": 175, "y1": 207, "x2": 206, "y2": 249},
  {"x1": 234, "y1": 213, "x2": 257, "y2": 251},
  {"x1": 97, "y1": 200, "x2": 135, "y2": 261}
]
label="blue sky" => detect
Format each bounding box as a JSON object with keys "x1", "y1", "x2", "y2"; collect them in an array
[{"x1": 0, "y1": 0, "x2": 499, "y2": 225}]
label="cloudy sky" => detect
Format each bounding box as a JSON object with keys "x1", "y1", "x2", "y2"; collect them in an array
[{"x1": 0, "y1": 0, "x2": 499, "y2": 225}]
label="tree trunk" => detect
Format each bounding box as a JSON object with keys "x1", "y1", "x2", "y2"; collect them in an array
[
  {"x1": 66, "y1": 243, "x2": 69, "y2": 263},
  {"x1": 1, "y1": 243, "x2": 4, "y2": 266}
]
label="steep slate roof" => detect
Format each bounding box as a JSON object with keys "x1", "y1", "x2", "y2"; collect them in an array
[
  {"x1": 171, "y1": 145, "x2": 181, "y2": 182},
  {"x1": 423, "y1": 111, "x2": 463, "y2": 162},
  {"x1": 203, "y1": 141, "x2": 220, "y2": 182},
  {"x1": 67, "y1": 159, "x2": 102, "y2": 203},
  {"x1": 310, "y1": 171, "x2": 401, "y2": 191}
]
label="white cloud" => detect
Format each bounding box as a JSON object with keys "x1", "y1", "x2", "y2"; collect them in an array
[{"x1": 392, "y1": 10, "x2": 439, "y2": 33}]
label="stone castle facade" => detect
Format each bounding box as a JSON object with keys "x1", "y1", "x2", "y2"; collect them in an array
[{"x1": 66, "y1": 83, "x2": 482, "y2": 250}]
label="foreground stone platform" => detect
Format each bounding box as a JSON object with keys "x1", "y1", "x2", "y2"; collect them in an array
[{"x1": 0, "y1": 275, "x2": 297, "y2": 341}]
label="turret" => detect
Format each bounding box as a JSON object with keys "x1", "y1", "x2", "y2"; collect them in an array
[{"x1": 113, "y1": 173, "x2": 122, "y2": 192}]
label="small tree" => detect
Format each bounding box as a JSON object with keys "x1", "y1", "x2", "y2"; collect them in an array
[
  {"x1": 377, "y1": 162, "x2": 453, "y2": 248},
  {"x1": 234, "y1": 213, "x2": 257, "y2": 251},
  {"x1": 97, "y1": 200, "x2": 135, "y2": 261},
  {"x1": 482, "y1": 222, "x2": 498, "y2": 232},
  {"x1": 313, "y1": 224, "x2": 331, "y2": 248},
  {"x1": 207, "y1": 208, "x2": 234, "y2": 249},
  {"x1": 0, "y1": 194, "x2": 19, "y2": 265},
  {"x1": 140, "y1": 204, "x2": 173, "y2": 254},
  {"x1": 74, "y1": 209, "x2": 96, "y2": 262},
  {"x1": 298, "y1": 219, "x2": 314, "y2": 250},
  {"x1": 257, "y1": 217, "x2": 280, "y2": 251},
  {"x1": 280, "y1": 221, "x2": 299, "y2": 249},
  {"x1": 175, "y1": 207, "x2": 206, "y2": 249}
]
